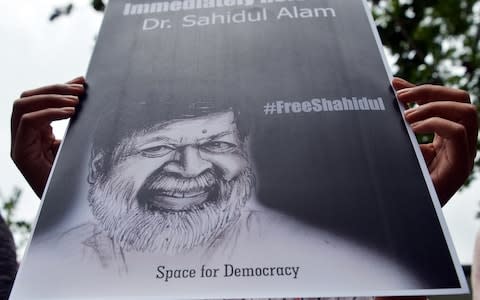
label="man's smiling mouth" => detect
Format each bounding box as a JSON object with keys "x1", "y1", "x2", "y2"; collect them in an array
[
  {"x1": 137, "y1": 170, "x2": 220, "y2": 212},
  {"x1": 139, "y1": 185, "x2": 219, "y2": 212},
  {"x1": 158, "y1": 190, "x2": 207, "y2": 198},
  {"x1": 150, "y1": 190, "x2": 210, "y2": 210}
]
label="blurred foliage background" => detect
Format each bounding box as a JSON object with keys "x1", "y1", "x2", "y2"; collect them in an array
[
  {"x1": 0, "y1": 187, "x2": 31, "y2": 254},
  {"x1": 372, "y1": 0, "x2": 480, "y2": 183}
]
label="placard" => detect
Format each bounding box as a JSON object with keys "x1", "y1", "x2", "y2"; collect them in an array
[{"x1": 10, "y1": 0, "x2": 468, "y2": 298}]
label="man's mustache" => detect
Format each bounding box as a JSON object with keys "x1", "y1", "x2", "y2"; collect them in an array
[{"x1": 145, "y1": 170, "x2": 218, "y2": 194}]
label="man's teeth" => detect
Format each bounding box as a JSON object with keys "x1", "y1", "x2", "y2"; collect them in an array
[{"x1": 162, "y1": 190, "x2": 205, "y2": 198}]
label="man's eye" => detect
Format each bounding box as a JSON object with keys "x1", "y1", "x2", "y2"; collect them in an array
[
  {"x1": 140, "y1": 145, "x2": 175, "y2": 157},
  {"x1": 201, "y1": 141, "x2": 237, "y2": 153}
]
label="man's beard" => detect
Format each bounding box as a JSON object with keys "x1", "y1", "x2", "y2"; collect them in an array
[{"x1": 88, "y1": 167, "x2": 255, "y2": 255}]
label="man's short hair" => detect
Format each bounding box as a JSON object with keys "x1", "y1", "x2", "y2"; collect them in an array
[{"x1": 90, "y1": 97, "x2": 251, "y2": 174}]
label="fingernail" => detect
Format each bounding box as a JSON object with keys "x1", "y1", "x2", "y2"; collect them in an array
[
  {"x1": 63, "y1": 107, "x2": 75, "y2": 113},
  {"x1": 70, "y1": 84, "x2": 85, "y2": 91},
  {"x1": 65, "y1": 95, "x2": 79, "y2": 101},
  {"x1": 397, "y1": 88, "x2": 411, "y2": 95}
]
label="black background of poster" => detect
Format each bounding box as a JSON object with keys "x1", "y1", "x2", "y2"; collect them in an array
[{"x1": 33, "y1": 0, "x2": 459, "y2": 289}]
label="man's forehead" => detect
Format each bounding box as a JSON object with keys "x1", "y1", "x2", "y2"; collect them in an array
[{"x1": 134, "y1": 110, "x2": 237, "y2": 141}]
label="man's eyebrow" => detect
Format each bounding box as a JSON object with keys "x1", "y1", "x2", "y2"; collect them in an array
[
  {"x1": 141, "y1": 135, "x2": 177, "y2": 144},
  {"x1": 198, "y1": 131, "x2": 233, "y2": 142}
]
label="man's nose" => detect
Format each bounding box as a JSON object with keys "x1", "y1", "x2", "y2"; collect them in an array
[{"x1": 163, "y1": 145, "x2": 212, "y2": 177}]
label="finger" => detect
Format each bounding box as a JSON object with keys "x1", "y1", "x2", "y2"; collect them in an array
[
  {"x1": 411, "y1": 117, "x2": 467, "y2": 141},
  {"x1": 410, "y1": 117, "x2": 470, "y2": 169},
  {"x1": 405, "y1": 102, "x2": 478, "y2": 160},
  {"x1": 392, "y1": 78, "x2": 416, "y2": 109},
  {"x1": 39, "y1": 127, "x2": 58, "y2": 163},
  {"x1": 66, "y1": 76, "x2": 85, "y2": 84},
  {"x1": 15, "y1": 108, "x2": 76, "y2": 144},
  {"x1": 12, "y1": 108, "x2": 76, "y2": 161},
  {"x1": 392, "y1": 77, "x2": 415, "y2": 91},
  {"x1": 396, "y1": 84, "x2": 470, "y2": 105},
  {"x1": 52, "y1": 139, "x2": 62, "y2": 157},
  {"x1": 419, "y1": 144, "x2": 435, "y2": 166},
  {"x1": 20, "y1": 107, "x2": 75, "y2": 127},
  {"x1": 405, "y1": 102, "x2": 476, "y2": 123},
  {"x1": 20, "y1": 83, "x2": 85, "y2": 98},
  {"x1": 11, "y1": 95, "x2": 79, "y2": 143},
  {"x1": 411, "y1": 118, "x2": 471, "y2": 204}
]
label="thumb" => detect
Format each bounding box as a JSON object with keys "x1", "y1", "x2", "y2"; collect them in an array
[{"x1": 392, "y1": 77, "x2": 415, "y2": 91}]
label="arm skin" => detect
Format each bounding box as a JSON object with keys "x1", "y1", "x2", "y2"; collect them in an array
[
  {"x1": 10, "y1": 76, "x2": 85, "y2": 198},
  {"x1": 376, "y1": 78, "x2": 478, "y2": 300}
]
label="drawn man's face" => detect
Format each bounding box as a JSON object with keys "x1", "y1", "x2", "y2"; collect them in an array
[{"x1": 88, "y1": 111, "x2": 254, "y2": 254}]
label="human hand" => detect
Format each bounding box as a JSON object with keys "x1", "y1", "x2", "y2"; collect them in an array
[
  {"x1": 392, "y1": 77, "x2": 478, "y2": 205},
  {"x1": 11, "y1": 76, "x2": 85, "y2": 198}
]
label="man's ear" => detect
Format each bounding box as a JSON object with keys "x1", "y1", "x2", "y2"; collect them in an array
[{"x1": 88, "y1": 149, "x2": 105, "y2": 184}]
